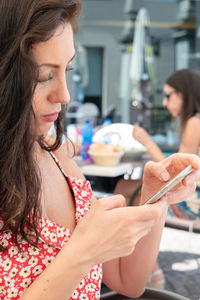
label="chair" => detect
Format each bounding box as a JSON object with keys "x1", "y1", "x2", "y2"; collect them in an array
[
  {"x1": 76, "y1": 102, "x2": 100, "y2": 126},
  {"x1": 165, "y1": 186, "x2": 200, "y2": 233},
  {"x1": 100, "y1": 287, "x2": 190, "y2": 300}
]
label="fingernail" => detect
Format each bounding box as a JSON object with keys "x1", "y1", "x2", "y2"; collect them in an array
[
  {"x1": 186, "y1": 178, "x2": 191, "y2": 185},
  {"x1": 160, "y1": 171, "x2": 170, "y2": 181}
]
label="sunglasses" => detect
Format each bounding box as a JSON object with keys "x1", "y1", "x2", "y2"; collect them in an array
[{"x1": 163, "y1": 90, "x2": 176, "y2": 100}]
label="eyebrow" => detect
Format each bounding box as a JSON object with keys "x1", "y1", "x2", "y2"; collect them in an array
[{"x1": 38, "y1": 53, "x2": 76, "y2": 68}]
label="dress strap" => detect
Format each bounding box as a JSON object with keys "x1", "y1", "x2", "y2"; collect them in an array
[{"x1": 49, "y1": 151, "x2": 67, "y2": 180}]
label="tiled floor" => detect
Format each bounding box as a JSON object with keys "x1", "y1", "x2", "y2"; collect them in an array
[
  {"x1": 159, "y1": 227, "x2": 200, "y2": 300},
  {"x1": 101, "y1": 226, "x2": 200, "y2": 299}
]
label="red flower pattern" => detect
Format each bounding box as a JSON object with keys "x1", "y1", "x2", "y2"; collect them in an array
[{"x1": 0, "y1": 152, "x2": 102, "y2": 299}]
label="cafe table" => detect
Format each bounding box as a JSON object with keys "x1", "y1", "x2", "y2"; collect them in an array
[{"x1": 74, "y1": 154, "x2": 150, "y2": 197}]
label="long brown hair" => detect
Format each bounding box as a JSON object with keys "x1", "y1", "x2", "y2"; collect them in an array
[
  {"x1": 0, "y1": 0, "x2": 82, "y2": 251},
  {"x1": 166, "y1": 69, "x2": 200, "y2": 131}
]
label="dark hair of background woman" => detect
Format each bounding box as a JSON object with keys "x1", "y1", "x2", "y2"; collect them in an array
[
  {"x1": 166, "y1": 68, "x2": 200, "y2": 131},
  {"x1": 0, "y1": 0, "x2": 81, "y2": 252}
]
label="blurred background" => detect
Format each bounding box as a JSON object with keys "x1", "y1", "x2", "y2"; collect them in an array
[{"x1": 65, "y1": 0, "x2": 200, "y2": 153}]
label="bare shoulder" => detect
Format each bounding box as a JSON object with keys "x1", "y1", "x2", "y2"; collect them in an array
[
  {"x1": 183, "y1": 116, "x2": 200, "y2": 141},
  {"x1": 180, "y1": 115, "x2": 200, "y2": 153},
  {"x1": 185, "y1": 115, "x2": 200, "y2": 129},
  {"x1": 54, "y1": 140, "x2": 96, "y2": 202},
  {"x1": 54, "y1": 139, "x2": 85, "y2": 180}
]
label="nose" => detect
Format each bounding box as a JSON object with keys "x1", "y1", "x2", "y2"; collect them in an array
[
  {"x1": 58, "y1": 78, "x2": 70, "y2": 104},
  {"x1": 50, "y1": 78, "x2": 70, "y2": 105},
  {"x1": 162, "y1": 98, "x2": 168, "y2": 107}
]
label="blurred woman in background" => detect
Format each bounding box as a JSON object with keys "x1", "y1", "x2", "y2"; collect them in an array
[{"x1": 133, "y1": 68, "x2": 200, "y2": 219}]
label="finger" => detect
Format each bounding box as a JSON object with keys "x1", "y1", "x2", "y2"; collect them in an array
[
  {"x1": 184, "y1": 168, "x2": 200, "y2": 186},
  {"x1": 179, "y1": 154, "x2": 200, "y2": 170},
  {"x1": 144, "y1": 161, "x2": 170, "y2": 182},
  {"x1": 164, "y1": 153, "x2": 200, "y2": 171},
  {"x1": 126, "y1": 199, "x2": 167, "y2": 222},
  {"x1": 143, "y1": 198, "x2": 168, "y2": 219},
  {"x1": 165, "y1": 182, "x2": 197, "y2": 205},
  {"x1": 99, "y1": 194, "x2": 126, "y2": 210}
]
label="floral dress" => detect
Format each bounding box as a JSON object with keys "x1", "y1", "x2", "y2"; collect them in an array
[{"x1": 0, "y1": 152, "x2": 102, "y2": 299}]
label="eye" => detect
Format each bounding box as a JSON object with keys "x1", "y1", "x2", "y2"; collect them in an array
[{"x1": 38, "y1": 73, "x2": 53, "y2": 83}]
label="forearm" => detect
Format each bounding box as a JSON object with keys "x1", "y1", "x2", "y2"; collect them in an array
[
  {"x1": 19, "y1": 239, "x2": 92, "y2": 300},
  {"x1": 120, "y1": 206, "x2": 167, "y2": 295},
  {"x1": 103, "y1": 206, "x2": 168, "y2": 298},
  {"x1": 145, "y1": 140, "x2": 165, "y2": 162}
]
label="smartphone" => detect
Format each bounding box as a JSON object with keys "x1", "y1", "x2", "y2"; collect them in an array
[{"x1": 143, "y1": 164, "x2": 193, "y2": 205}]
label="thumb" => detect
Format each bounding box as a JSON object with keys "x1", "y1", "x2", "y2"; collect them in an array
[
  {"x1": 99, "y1": 194, "x2": 126, "y2": 210},
  {"x1": 144, "y1": 161, "x2": 170, "y2": 182}
]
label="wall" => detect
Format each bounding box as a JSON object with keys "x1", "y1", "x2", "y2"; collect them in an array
[{"x1": 75, "y1": 0, "x2": 184, "y2": 120}]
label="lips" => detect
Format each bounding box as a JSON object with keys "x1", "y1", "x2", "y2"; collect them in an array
[{"x1": 41, "y1": 112, "x2": 60, "y2": 122}]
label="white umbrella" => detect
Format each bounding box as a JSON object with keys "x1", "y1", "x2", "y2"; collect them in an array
[{"x1": 130, "y1": 8, "x2": 150, "y2": 103}]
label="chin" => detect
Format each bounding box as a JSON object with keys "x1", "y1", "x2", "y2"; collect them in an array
[
  {"x1": 170, "y1": 111, "x2": 177, "y2": 118},
  {"x1": 37, "y1": 125, "x2": 52, "y2": 137},
  {"x1": 173, "y1": 112, "x2": 179, "y2": 118}
]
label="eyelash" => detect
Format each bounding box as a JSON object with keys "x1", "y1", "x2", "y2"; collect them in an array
[
  {"x1": 38, "y1": 74, "x2": 53, "y2": 83},
  {"x1": 38, "y1": 67, "x2": 74, "y2": 83},
  {"x1": 66, "y1": 67, "x2": 73, "y2": 72}
]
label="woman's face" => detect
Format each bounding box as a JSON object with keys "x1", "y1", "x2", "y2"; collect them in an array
[
  {"x1": 32, "y1": 23, "x2": 75, "y2": 136},
  {"x1": 162, "y1": 84, "x2": 183, "y2": 118}
]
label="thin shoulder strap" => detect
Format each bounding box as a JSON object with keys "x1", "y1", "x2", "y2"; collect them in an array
[{"x1": 49, "y1": 151, "x2": 67, "y2": 180}]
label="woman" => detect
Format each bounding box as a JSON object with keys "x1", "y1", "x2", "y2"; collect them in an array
[
  {"x1": 133, "y1": 69, "x2": 200, "y2": 219},
  {"x1": 0, "y1": 1, "x2": 200, "y2": 299},
  {"x1": 133, "y1": 69, "x2": 200, "y2": 162}
]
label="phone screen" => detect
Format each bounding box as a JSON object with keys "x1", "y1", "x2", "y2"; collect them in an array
[{"x1": 143, "y1": 164, "x2": 193, "y2": 205}]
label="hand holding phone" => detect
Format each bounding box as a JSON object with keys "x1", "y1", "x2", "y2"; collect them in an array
[{"x1": 143, "y1": 164, "x2": 193, "y2": 205}]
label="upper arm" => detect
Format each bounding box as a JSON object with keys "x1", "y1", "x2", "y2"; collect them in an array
[{"x1": 179, "y1": 117, "x2": 200, "y2": 154}]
